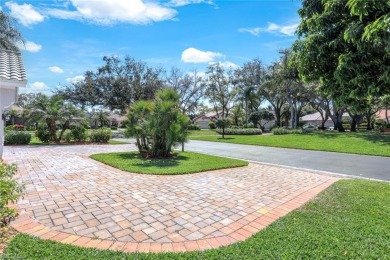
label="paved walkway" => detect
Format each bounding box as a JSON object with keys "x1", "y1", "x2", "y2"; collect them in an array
[{"x1": 5, "y1": 144, "x2": 338, "y2": 253}]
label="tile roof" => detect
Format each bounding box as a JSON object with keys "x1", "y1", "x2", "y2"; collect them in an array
[{"x1": 0, "y1": 49, "x2": 27, "y2": 82}]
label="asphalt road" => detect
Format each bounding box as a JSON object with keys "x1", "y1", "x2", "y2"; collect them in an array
[
  {"x1": 113, "y1": 138, "x2": 390, "y2": 181},
  {"x1": 185, "y1": 140, "x2": 390, "y2": 181}
]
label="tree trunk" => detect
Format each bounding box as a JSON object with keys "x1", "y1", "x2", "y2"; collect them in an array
[
  {"x1": 330, "y1": 114, "x2": 345, "y2": 132},
  {"x1": 366, "y1": 112, "x2": 372, "y2": 130},
  {"x1": 245, "y1": 97, "x2": 248, "y2": 128},
  {"x1": 274, "y1": 108, "x2": 281, "y2": 127},
  {"x1": 350, "y1": 116, "x2": 357, "y2": 132}
]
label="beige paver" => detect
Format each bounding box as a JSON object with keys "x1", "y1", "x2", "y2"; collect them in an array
[{"x1": 5, "y1": 144, "x2": 339, "y2": 252}]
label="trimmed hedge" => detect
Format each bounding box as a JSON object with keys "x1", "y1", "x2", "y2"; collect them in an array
[
  {"x1": 216, "y1": 128, "x2": 262, "y2": 135},
  {"x1": 4, "y1": 131, "x2": 31, "y2": 145},
  {"x1": 89, "y1": 128, "x2": 111, "y2": 143},
  {"x1": 188, "y1": 123, "x2": 200, "y2": 130},
  {"x1": 272, "y1": 127, "x2": 303, "y2": 135}
]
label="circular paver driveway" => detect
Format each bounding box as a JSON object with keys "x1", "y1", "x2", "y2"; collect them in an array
[{"x1": 5, "y1": 144, "x2": 338, "y2": 252}]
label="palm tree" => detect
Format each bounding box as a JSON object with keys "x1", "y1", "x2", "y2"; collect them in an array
[
  {"x1": 0, "y1": 10, "x2": 24, "y2": 50},
  {"x1": 92, "y1": 110, "x2": 110, "y2": 128},
  {"x1": 29, "y1": 95, "x2": 85, "y2": 143}
]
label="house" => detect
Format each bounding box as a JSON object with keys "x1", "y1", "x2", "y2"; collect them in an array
[
  {"x1": 300, "y1": 112, "x2": 334, "y2": 128},
  {"x1": 376, "y1": 109, "x2": 390, "y2": 123},
  {"x1": 88, "y1": 110, "x2": 127, "y2": 128},
  {"x1": 193, "y1": 111, "x2": 224, "y2": 129},
  {"x1": 0, "y1": 49, "x2": 27, "y2": 158}
]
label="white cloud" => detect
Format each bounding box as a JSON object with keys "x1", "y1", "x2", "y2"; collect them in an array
[
  {"x1": 239, "y1": 22, "x2": 298, "y2": 37},
  {"x1": 5, "y1": 1, "x2": 45, "y2": 27},
  {"x1": 30, "y1": 81, "x2": 48, "y2": 91},
  {"x1": 238, "y1": 27, "x2": 261, "y2": 37},
  {"x1": 17, "y1": 41, "x2": 42, "y2": 53},
  {"x1": 49, "y1": 66, "x2": 64, "y2": 74},
  {"x1": 169, "y1": 0, "x2": 212, "y2": 7},
  {"x1": 46, "y1": 0, "x2": 177, "y2": 25},
  {"x1": 66, "y1": 75, "x2": 85, "y2": 84},
  {"x1": 209, "y1": 61, "x2": 239, "y2": 70},
  {"x1": 182, "y1": 48, "x2": 223, "y2": 63}
]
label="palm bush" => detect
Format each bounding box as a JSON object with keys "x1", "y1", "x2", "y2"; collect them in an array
[{"x1": 125, "y1": 89, "x2": 190, "y2": 158}]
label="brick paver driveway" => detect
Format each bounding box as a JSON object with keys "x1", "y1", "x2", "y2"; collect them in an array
[{"x1": 5, "y1": 144, "x2": 339, "y2": 253}]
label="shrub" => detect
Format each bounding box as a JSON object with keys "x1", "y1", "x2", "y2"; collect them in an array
[
  {"x1": 4, "y1": 131, "x2": 31, "y2": 145},
  {"x1": 89, "y1": 128, "x2": 111, "y2": 143},
  {"x1": 216, "y1": 128, "x2": 262, "y2": 135},
  {"x1": 70, "y1": 126, "x2": 87, "y2": 142},
  {"x1": 64, "y1": 132, "x2": 72, "y2": 143},
  {"x1": 208, "y1": 121, "x2": 216, "y2": 129},
  {"x1": 126, "y1": 89, "x2": 190, "y2": 158},
  {"x1": 35, "y1": 126, "x2": 51, "y2": 143},
  {"x1": 110, "y1": 126, "x2": 118, "y2": 130},
  {"x1": 0, "y1": 163, "x2": 24, "y2": 225},
  {"x1": 272, "y1": 127, "x2": 303, "y2": 135},
  {"x1": 244, "y1": 123, "x2": 254, "y2": 128},
  {"x1": 188, "y1": 123, "x2": 200, "y2": 130}
]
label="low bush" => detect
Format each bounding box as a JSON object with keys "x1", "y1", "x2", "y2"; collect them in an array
[
  {"x1": 244, "y1": 123, "x2": 254, "y2": 128},
  {"x1": 208, "y1": 121, "x2": 216, "y2": 129},
  {"x1": 5, "y1": 125, "x2": 24, "y2": 131},
  {"x1": 64, "y1": 132, "x2": 72, "y2": 143},
  {"x1": 4, "y1": 131, "x2": 31, "y2": 145},
  {"x1": 35, "y1": 126, "x2": 51, "y2": 143},
  {"x1": 188, "y1": 123, "x2": 200, "y2": 130},
  {"x1": 0, "y1": 163, "x2": 24, "y2": 225},
  {"x1": 110, "y1": 126, "x2": 118, "y2": 130},
  {"x1": 70, "y1": 126, "x2": 87, "y2": 142},
  {"x1": 89, "y1": 128, "x2": 111, "y2": 143},
  {"x1": 216, "y1": 128, "x2": 262, "y2": 135},
  {"x1": 272, "y1": 127, "x2": 303, "y2": 135}
]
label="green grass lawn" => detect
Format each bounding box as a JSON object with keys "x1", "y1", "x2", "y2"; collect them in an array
[
  {"x1": 188, "y1": 129, "x2": 218, "y2": 137},
  {"x1": 90, "y1": 151, "x2": 248, "y2": 175},
  {"x1": 4, "y1": 179, "x2": 390, "y2": 259},
  {"x1": 190, "y1": 131, "x2": 390, "y2": 157}
]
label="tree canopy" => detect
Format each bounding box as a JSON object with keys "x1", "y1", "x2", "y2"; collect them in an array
[{"x1": 0, "y1": 10, "x2": 23, "y2": 51}]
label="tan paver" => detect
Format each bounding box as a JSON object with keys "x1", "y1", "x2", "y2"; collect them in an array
[{"x1": 5, "y1": 144, "x2": 339, "y2": 252}]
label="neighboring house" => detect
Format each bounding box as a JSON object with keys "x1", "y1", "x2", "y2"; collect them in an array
[
  {"x1": 300, "y1": 112, "x2": 334, "y2": 128},
  {"x1": 108, "y1": 112, "x2": 127, "y2": 127},
  {"x1": 88, "y1": 111, "x2": 127, "y2": 128},
  {"x1": 193, "y1": 111, "x2": 224, "y2": 129},
  {"x1": 0, "y1": 49, "x2": 27, "y2": 158},
  {"x1": 376, "y1": 109, "x2": 390, "y2": 123}
]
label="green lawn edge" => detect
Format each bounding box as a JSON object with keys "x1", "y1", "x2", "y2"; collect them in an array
[
  {"x1": 190, "y1": 132, "x2": 390, "y2": 157},
  {"x1": 89, "y1": 151, "x2": 248, "y2": 175},
  {"x1": 5, "y1": 179, "x2": 390, "y2": 259}
]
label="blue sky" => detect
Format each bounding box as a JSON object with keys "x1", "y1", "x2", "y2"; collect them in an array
[{"x1": 1, "y1": 0, "x2": 301, "y2": 95}]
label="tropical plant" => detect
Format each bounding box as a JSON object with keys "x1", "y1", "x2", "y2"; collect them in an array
[
  {"x1": 215, "y1": 118, "x2": 231, "y2": 138},
  {"x1": 92, "y1": 110, "x2": 110, "y2": 128},
  {"x1": 0, "y1": 163, "x2": 24, "y2": 225},
  {"x1": 4, "y1": 131, "x2": 31, "y2": 145},
  {"x1": 125, "y1": 89, "x2": 190, "y2": 158},
  {"x1": 89, "y1": 128, "x2": 111, "y2": 143},
  {"x1": 28, "y1": 95, "x2": 85, "y2": 143}
]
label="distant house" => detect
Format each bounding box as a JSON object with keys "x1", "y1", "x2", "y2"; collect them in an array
[
  {"x1": 300, "y1": 112, "x2": 334, "y2": 128},
  {"x1": 193, "y1": 111, "x2": 224, "y2": 129},
  {"x1": 88, "y1": 111, "x2": 127, "y2": 128},
  {"x1": 376, "y1": 109, "x2": 390, "y2": 123}
]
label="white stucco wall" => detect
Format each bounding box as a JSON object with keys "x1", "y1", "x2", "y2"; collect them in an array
[{"x1": 0, "y1": 87, "x2": 19, "y2": 158}]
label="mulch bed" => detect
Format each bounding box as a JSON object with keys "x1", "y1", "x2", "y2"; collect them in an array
[{"x1": 0, "y1": 226, "x2": 18, "y2": 255}]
